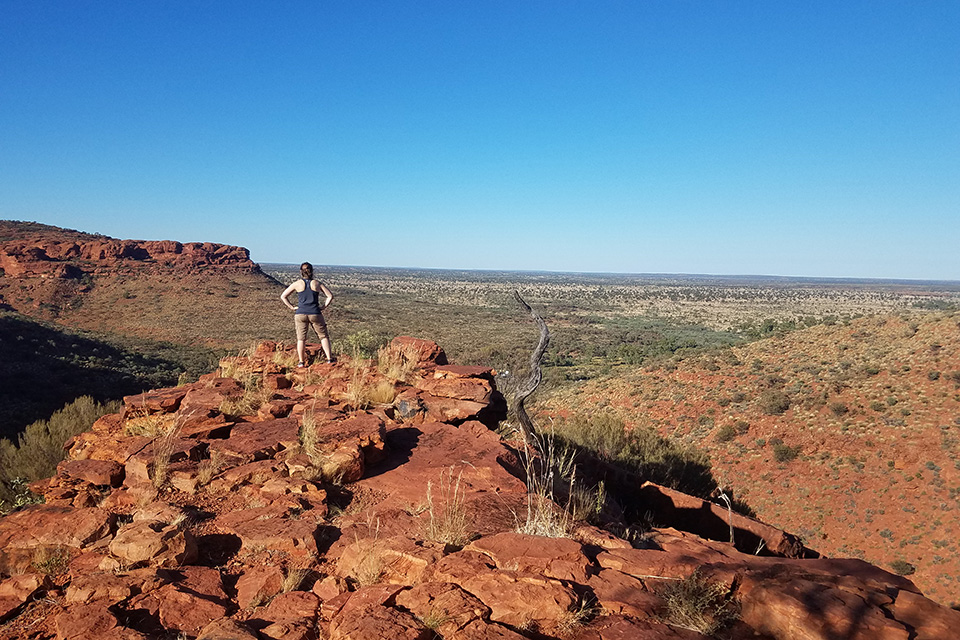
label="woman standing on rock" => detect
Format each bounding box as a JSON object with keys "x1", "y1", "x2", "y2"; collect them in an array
[{"x1": 281, "y1": 262, "x2": 334, "y2": 366}]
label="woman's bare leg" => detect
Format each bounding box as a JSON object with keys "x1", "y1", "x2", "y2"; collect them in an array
[{"x1": 297, "y1": 339, "x2": 307, "y2": 365}]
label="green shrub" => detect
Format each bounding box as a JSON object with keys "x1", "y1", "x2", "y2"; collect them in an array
[
  {"x1": 758, "y1": 390, "x2": 791, "y2": 415},
  {"x1": 343, "y1": 330, "x2": 387, "y2": 359},
  {"x1": 553, "y1": 412, "x2": 714, "y2": 499},
  {"x1": 0, "y1": 396, "x2": 118, "y2": 508},
  {"x1": 890, "y1": 560, "x2": 915, "y2": 576},
  {"x1": 714, "y1": 424, "x2": 737, "y2": 443},
  {"x1": 829, "y1": 402, "x2": 849, "y2": 417},
  {"x1": 928, "y1": 370, "x2": 941, "y2": 381},
  {"x1": 772, "y1": 441, "x2": 801, "y2": 463}
]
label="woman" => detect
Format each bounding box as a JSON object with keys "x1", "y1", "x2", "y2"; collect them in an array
[{"x1": 280, "y1": 262, "x2": 334, "y2": 366}]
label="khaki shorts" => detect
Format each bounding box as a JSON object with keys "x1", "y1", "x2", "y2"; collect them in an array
[{"x1": 295, "y1": 313, "x2": 329, "y2": 342}]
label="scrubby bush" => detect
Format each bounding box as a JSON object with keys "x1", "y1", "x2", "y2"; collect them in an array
[
  {"x1": 890, "y1": 560, "x2": 916, "y2": 576},
  {"x1": 758, "y1": 390, "x2": 791, "y2": 415},
  {"x1": 829, "y1": 402, "x2": 849, "y2": 417},
  {"x1": 553, "y1": 412, "x2": 715, "y2": 499},
  {"x1": 0, "y1": 396, "x2": 117, "y2": 508},
  {"x1": 714, "y1": 424, "x2": 737, "y2": 443},
  {"x1": 772, "y1": 441, "x2": 801, "y2": 463},
  {"x1": 344, "y1": 330, "x2": 387, "y2": 359}
]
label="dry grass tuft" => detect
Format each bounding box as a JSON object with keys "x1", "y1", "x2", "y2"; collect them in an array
[
  {"x1": 515, "y1": 427, "x2": 578, "y2": 538},
  {"x1": 282, "y1": 566, "x2": 311, "y2": 593},
  {"x1": 425, "y1": 466, "x2": 471, "y2": 547},
  {"x1": 219, "y1": 374, "x2": 268, "y2": 417},
  {"x1": 350, "y1": 518, "x2": 387, "y2": 586},
  {"x1": 557, "y1": 597, "x2": 597, "y2": 638},
  {"x1": 197, "y1": 449, "x2": 227, "y2": 486},
  {"x1": 366, "y1": 379, "x2": 397, "y2": 405},
  {"x1": 655, "y1": 570, "x2": 739, "y2": 635},
  {"x1": 299, "y1": 407, "x2": 323, "y2": 465},
  {"x1": 151, "y1": 420, "x2": 182, "y2": 489},
  {"x1": 272, "y1": 345, "x2": 300, "y2": 370},
  {"x1": 124, "y1": 407, "x2": 176, "y2": 437},
  {"x1": 343, "y1": 360, "x2": 374, "y2": 409},
  {"x1": 377, "y1": 343, "x2": 419, "y2": 383},
  {"x1": 32, "y1": 545, "x2": 70, "y2": 575}
]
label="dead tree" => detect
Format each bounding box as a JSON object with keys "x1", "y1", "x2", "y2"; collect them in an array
[{"x1": 512, "y1": 290, "x2": 550, "y2": 441}]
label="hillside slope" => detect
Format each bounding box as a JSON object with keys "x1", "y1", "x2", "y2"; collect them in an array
[
  {"x1": 542, "y1": 313, "x2": 960, "y2": 605},
  {"x1": 0, "y1": 220, "x2": 287, "y2": 348}
]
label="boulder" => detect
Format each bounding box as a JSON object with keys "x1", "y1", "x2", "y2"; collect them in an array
[
  {"x1": 236, "y1": 565, "x2": 284, "y2": 609},
  {"x1": 56, "y1": 459, "x2": 124, "y2": 487},
  {"x1": 466, "y1": 532, "x2": 592, "y2": 583},
  {"x1": 108, "y1": 520, "x2": 198, "y2": 568},
  {"x1": 0, "y1": 506, "x2": 112, "y2": 575},
  {"x1": 0, "y1": 574, "x2": 50, "y2": 620},
  {"x1": 390, "y1": 336, "x2": 448, "y2": 366}
]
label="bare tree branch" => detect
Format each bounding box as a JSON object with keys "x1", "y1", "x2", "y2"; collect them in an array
[{"x1": 513, "y1": 290, "x2": 550, "y2": 441}]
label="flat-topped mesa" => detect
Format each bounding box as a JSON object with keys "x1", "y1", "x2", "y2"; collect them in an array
[
  {"x1": 3, "y1": 335, "x2": 960, "y2": 639},
  {"x1": 0, "y1": 237, "x2": 258, "y2": 277}
]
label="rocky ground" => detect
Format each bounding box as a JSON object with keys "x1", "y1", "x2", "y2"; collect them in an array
[
  {"x1": 0, "y1": 336, "x2": 957, "y2": 639},
  {"x1": 541, "y1": 312, "x2": 960, "y2": 606}
]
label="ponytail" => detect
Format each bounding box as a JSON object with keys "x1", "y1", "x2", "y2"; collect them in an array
[{"x1": 300, "y1": 262, "x2": 313, "y2": 279}]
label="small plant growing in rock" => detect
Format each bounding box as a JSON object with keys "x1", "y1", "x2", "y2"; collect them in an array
[
  {"x1": 366, "y1": 380, "x2": 398, "y2": 405},
  {"x1": 419, "y1": 607, "x2": 453, "y2": 633},
  {"x1": 282, "y1": 565, "x2": 311, "y2": 592},
  {"x1": 425, "y1": 466, "x2": 471, "y2": 547},
  {"x1": 655, "y1": 570, "x2": 739, "y2": 635},
  {"x1": 377, "y1": 342, "x2": 419, "y2": 383},
  {"x1": 32, "y1": 545, "x2": 70, "y2": 575},
  {"x1": 151, "y1": 420, "x2": 183, "y2": 488},
  {"x1": 515, "y1": 427, "x2": 577, "y2": 539},
  {"x1": 196, "y1": 449, "x2": 226, "y2": 486},
  {"x1": 219, "y1": 374, "x2": 268, "y2": 418},
  {"x1": 349, "y1": 518, "x2": 387, "y2": 586}
]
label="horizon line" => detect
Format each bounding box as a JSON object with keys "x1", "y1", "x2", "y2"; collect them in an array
[{"x1": 257, "y1": 261, "x2": 960, "y2": 287}]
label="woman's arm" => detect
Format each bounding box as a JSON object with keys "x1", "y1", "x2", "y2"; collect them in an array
[
  {"x1": 319, "y1": 282, "x2": 334, "y2": 309},
  {"x1": 280, "y1": 283, "x2": 298, "y2": 310}
]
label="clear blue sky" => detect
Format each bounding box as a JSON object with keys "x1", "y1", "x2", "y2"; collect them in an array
[{"x1": 1, "y1": 1, "x2": 957, "y2": 279}]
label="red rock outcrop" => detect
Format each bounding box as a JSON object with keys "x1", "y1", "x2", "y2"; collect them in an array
[
  {"x1": 0, "y1": 336, "x2": 957, "y2": 640},
  {"x1": 0, "y1": 221, "x2": 258, "y2": 279}
]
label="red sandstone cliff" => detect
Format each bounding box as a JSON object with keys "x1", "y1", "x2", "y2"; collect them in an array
[{"x1": 0, "y1": 221, "x2": 259, "y2": 278}]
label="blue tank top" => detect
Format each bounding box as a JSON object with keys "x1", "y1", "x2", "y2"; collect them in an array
[{"x1": 296, "y1": 279, "x2": 322, "y2": 314}]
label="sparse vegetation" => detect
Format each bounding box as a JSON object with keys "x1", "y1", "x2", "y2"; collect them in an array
[
  {"x1": 219, "y1": 374, "x2": 268, "y2": 417},
  {"x1": 151, "y1": 420, "x2": 183, "y2": 488},
  {"x1": 516, "y1": 427, "x2": 578, "y2": 538},
  {"x1": 890, "y1": 560, "x2": 916, "y2": 576},
  {"x1": 758, "y1": 390, "x2": 791, "y2": 415},
  {"x1": 0, "y1": 395, "x2": 118, "y2": 507},
  {"x1": 377, "y1": 342, "x2": 419, "y2": 383},
  {"x1": 31, "y1": 545, "x2": 70, "y2": 575},
  {"x1": 655, "y1": 570, "x2": 739, "y2": 635},
  {"x1": 552, "y1": 412, "x2": 715, "y2": 499},
  {"x1": 425, "y1": 466, "x2": 471, "y2": 547}
]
